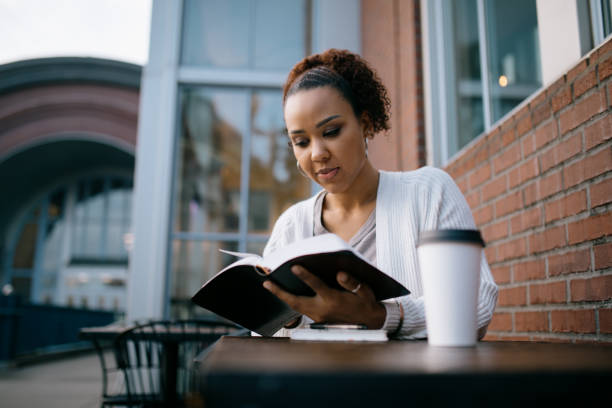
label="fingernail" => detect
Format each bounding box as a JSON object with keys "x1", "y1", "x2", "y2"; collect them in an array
[
  {"x1": 263, "y1": 281, "x2": 271, "y2": 290},
  {"x1": 338, "y1": 272, "x2": 348, "y2": 282},
  {"x1": 291, "y1": 266, "x2": 301, "y2": 275}
]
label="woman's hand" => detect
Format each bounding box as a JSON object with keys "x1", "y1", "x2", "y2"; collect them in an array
[{"x1": 262, "y1": 265, "x2": 386, "y2": 329}]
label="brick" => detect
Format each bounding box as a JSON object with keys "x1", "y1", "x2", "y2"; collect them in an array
[
  {"x1": 559, "y1": 89, "x2": 607, "y2": 135},
  {"x1": 515, "y1": 311, "x2": 548, "y2": 332},
  {"x1": 482, "y1": 174, "x2": 507, "y2": 203},
  {"x1": 498, "y1": 335, "x2": 532, "y2": 341},
  {"x1": 538, "y1": 170, "x2": 563, "y2": 200},
  {"x1": 594, "y1": 242, "x2": 612, "y2": 269},
  {"x1": 599, "y1": 56, "x2": 612, "y2": 81},
  {"x1": 601, "y1": 309, "x2": 612, "y2": 333},
  {"x1": 551, "y1": 310, "x2": 596, "y2": 333},
  {"x1": 570, "y1": 275, "x2": 612, "y2": 301},
  {"x1": 488, "y1": 312, "x2": 512, "y2": 331},
  {"x1": 551, "y1": 87, "x2": 572, "y2": 113},
  {"x1": 567, "y1": 60, "x2": 588, "y2": 83},
  {"x1": 510, "y1": 206, "x2": 542, "y2": 234},
  {"x1": 522, "y1": 182, "x2": 539, "y2": 206},
  {"x1": 548, "y1": 249, "x2": 591, "y2": 276},
  {"x1": 590, "y1": 176, "x2": 612, "y2": 208},
  {"x1": 508, "y1": 167, "x2": 521, "y2": 189},
  {"x1": 539, "y1": 133, "x2": 583, "y2": 173},
  {"x1": 491, "y1": 264, "x2": 511, "y2": 284},
  {"x1": 596, "y1": 37, "x2": 612, "y2": 60},
  {"x1": 544, "y1": 189, "x2": 588, "y2": 223},
  {"x1": 584, "y1": 114, "x2": 612, "y2": 150},
  {"x1": 469, "y1": 163, "x2": 491, "y2": 188},
  {"x1": 495, "y1": 191, "x2": 522, "y2": 217},
  {"x1": 456, "y1": 176, "x2": 468, "y2": 194},
  {"x1": 473, "y1": 204, "x2": 494, "y2": 226},
  {"x1": 500, "y1": 129, "x2": 516, "y2": 148},
  {"x1": 574, "y1": 69, "x2": 597, "y2": 98},
  {"x1": 465, "y1": 190, "x2": 480, "y2": 209},
  {"x1": 498, "y1": 237, "x2": 528, "y2": 261},
  {"x1": 484, "y1": 246, "x2": 496, "y2": 263},
  {"x1": 522, "y1": 133, "x2": 537, "y2": 157},
  {"x1": 564, "y1": 147, "x2": 612, "y2": 188},
  {"x1": 510, "y1": 158, "x2": 539, "y2": 189},
  {"x1": 532, "y1": 102, "x2": 552, "y2": 128},
  {"x1": 529, "y1": 225, "x2": 566, "y2": 254},
  {"x1": 530, "y1": 90, "x2": 547, "y2": 109},
  {"x1": 516, "y1": 114, "x2": 533, "y2": 138},
  {"x1": 567, "y1": 212, "x2": 612, "y2": 245},
  {"x1": 531, "y1": 336, "x2": 569, "y2": 343},
  {"x1": 482, "y1": 220, "x2": 508, "y2": 243},
  {"x1": 493, "y1": 143, "x2": 521, "y2": 174},
  {"x1": 514, "y1": 259, "x2": 546, "y2": 282},
  {"x1": 530, "y1": 281, "x2": 567, "y2": 304},
  {"x1": 534, "y1": 120, "x2": 558, "y2": 150},
  {"x1": 498, "y1": 286, "x2": 527, "y2": 306}
]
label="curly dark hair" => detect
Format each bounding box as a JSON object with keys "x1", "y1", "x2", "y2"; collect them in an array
[{"x1": 283, "y1": 49, "x2": 391, "y2": 136}]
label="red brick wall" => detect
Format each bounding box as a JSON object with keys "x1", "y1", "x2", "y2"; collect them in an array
[
  {"x1": 445, "y1": 39, "x2": 612, "y2": 343},
  {"x1": 362, "y1": 0, "x2": 426, "y2": 171}
]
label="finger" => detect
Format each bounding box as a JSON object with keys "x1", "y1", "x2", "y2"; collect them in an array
[
  {"x1": 336, "y1": 271, "x2": 375, "y2": 299},
  {"x1": 263, "y1": 280, "x2": 301, "y2": 309},
  {"x1": 291, "y1": 265, "x2": 332, "y2": 296}
]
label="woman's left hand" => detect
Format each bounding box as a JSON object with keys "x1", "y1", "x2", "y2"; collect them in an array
[{"x1": 262, "y1": 265, "x2": 386, "y2": 329}]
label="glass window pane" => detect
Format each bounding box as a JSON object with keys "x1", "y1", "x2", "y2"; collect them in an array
[
  {"x1": 254, "y1": 0, "x2": 307, "y2": 71},
  {"x1": 180, "y1": 0, "x2": 307, "y2": 70},
  {"x1": 603, "y1": 0, "x2": 612, "y2": 37},
  {"x1": 169, "y1": 240, "x2": 239, "y2": 318},
  {"x1": 174, "y1": 87, "x2": 247, "y2": 233},
  {"x1": 486, "y1": 0, "x2": 541, "y2": 122},
  {"x1": 42, "y1": 219, "x2": 64, "y2": 271},
  {"x1": 181, "y1": 0, "x2": 249, "y2": 68},
  {"x1": 108, "y1": 179, "x2": 127, "y2": 221},
  {"x1": 451, "y1": 0, "x2": 484, "y2": 153},
  {"x1": 246, "y1": 240, "x2": 266, "y2": 256},
  {"x1": 248, "y1": 90, "x2": 310, "y2": 233}
]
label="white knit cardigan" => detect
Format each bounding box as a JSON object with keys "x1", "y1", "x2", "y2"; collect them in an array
[{"x1": 263, "y1": 166, "x2": 499, "y2": 339}]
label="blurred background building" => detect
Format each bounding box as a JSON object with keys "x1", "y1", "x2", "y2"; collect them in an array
[{"x1": 1, "y1": 0, "x2": 610, "y2": 358}]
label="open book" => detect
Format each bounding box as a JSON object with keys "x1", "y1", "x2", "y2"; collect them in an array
[{"x1": 191, "y1": 233, "x2": 410, "y2": 336}]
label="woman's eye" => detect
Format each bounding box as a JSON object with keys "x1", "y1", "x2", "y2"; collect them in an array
[
  {"x1": 323, "y1": 127, "x2": 340, "y2": 137},
  {"x1": 292, "y1": 139, "x2": 308, "y2": 147}
]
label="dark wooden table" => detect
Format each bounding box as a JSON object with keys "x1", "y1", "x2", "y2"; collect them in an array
[{"x1": 197, "y1": 336, "x2": 612, "y2": 407}]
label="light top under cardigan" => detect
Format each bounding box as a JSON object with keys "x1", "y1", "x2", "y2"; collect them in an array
[{"x1": 263, "y1": 166, "x2": 499, "y2": 339}]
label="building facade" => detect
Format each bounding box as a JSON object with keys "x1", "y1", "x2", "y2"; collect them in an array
[
  {"x1": 129, "y1": 0, "x2": 610, "y2": 342},
  {"x1": 0, "y1": 57, "x2": 140, "y2": 314}
]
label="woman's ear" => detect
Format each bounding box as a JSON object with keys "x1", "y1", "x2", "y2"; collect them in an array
[{"x1": 360, "y1": 112, "x2": 374, "y2": 139}]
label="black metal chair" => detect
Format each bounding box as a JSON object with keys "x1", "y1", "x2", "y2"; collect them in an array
[{"x1": 102, "y1": 318, "x2": 240, "y2": 407}]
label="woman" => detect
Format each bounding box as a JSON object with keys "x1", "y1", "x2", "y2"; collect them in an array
[{"x1": 262, "y1": 49, "x2": 498, "y2": 339}]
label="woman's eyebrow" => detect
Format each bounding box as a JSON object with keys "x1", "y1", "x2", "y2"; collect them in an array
[
  {"x1": 288, "y1": 115, "x2": 341, "y2": 135},
  {"x1": 316, "y1": 115, "x2": 340, "y2": 127}
]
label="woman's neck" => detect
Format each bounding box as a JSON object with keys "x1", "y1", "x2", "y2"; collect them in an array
[{"x1": 324, "y1": 161, "x2": 380, "y2": 212}]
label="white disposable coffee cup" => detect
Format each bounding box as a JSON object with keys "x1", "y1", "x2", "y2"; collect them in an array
[{"x1": 417, "y1": 229, "x2": 484, "y2": 347}]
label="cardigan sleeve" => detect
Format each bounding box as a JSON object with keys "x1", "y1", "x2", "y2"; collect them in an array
[{"x1": 390, "y1": 168, "x2": 498, "y2": 339}]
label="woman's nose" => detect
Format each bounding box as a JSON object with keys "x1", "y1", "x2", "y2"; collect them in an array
[{"x1": 311, "y1": 140, "x2": 329, "y2": 161}]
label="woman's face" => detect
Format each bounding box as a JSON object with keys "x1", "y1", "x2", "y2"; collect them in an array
[{"x1": 284, "y1": 86, "x2": 369, "y2": 194}]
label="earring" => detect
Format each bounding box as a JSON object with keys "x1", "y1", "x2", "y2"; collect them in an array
[
  {"x1": 365, "y1": 138, "x2": 369, "y2": 159},
  {"x1": 296, "y1": 161, "x2": 307, "y2": 177}
]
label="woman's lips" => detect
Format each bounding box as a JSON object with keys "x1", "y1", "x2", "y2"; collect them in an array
[{"x1": 317, "y1": 167, "x2": 339, "y2": 181}]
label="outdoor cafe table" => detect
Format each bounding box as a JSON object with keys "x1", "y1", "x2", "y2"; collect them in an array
[{"x1": 197, "y1": 336, "x2": 612, "y2": 407}]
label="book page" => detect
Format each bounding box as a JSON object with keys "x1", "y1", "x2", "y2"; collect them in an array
[{"x1": 262, "y1": 234, "x2": 371, "y2": 270}]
